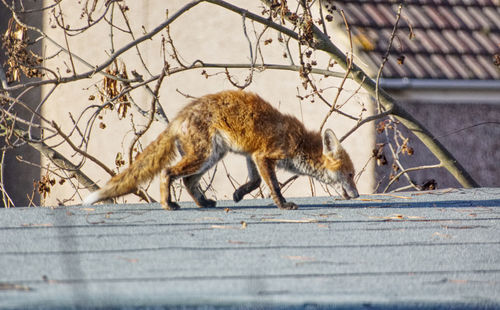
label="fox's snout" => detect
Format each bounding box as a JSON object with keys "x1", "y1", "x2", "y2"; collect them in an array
[
  {"x1": 341, "y1": 185, "x2": 359, "y2": 200},
  {"x1": 336, "y1": 177, "x2": 359, "y2": 200}
]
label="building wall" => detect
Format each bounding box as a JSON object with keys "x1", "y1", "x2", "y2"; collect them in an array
[
  {"x1": 376, "y1": 99, "x2": 500, "y2": 191},
  {"x1": 1, "y1": 3, "x2": 42, "y2": 207},
  {"x1": 40, "y1": 1, "x2": 375, "y2": 206}
]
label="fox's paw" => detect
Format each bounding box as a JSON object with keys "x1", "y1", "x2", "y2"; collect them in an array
[
  {"x1": 162, "y1": 201, "x2": 181, "y2": 211},
  {"x1": 199, "y1": 198, "x2": 216, "y2": 208},
  {"x1": 233, "y1": 189, "x2": 245, "y2": 203},
  {"x1": 278, "y1": 202, "x2": 299, "y2": 210}
]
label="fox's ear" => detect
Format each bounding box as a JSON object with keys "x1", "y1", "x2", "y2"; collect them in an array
[{"x1": 323, "y1": 129, "x2": 342, "y2": 155}]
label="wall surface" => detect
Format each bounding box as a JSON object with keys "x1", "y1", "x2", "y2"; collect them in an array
[
  {"x1": 376, "y1": 99, "x2": 500, "y2": 190},
  {"x1": 1, "y1": 3, "x2": 42, "y2": 207}
]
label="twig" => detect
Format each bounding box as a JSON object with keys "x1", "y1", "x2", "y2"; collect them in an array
[
  {"x1": 383, "y1": 164, "x2": 443, "y2": 193},
  {"x1": 0, "y1": 94, "x2": 52, "y2": 127},
  {"x1": 319, "y1": 9, "x2": 352, "y2": 132},
  {"x1": 108, "y1": 1, "x2": 115, "y2": 54},
  {"x1": 56, "y1": 3, "x2": 77, "y2": 76},
  {"x1": 128, "y1": 65, "x2": 167, "y2": 165},
  {"x1": 129, "y1": 71, "x2": 169, "y2": 124},
  {"x1": 436, "y1": 121, "x2": 500, "y2": 139},
  {"x1": 51, "y1": 121, "x2": 115, "y2": 177},
  {"x1": 0, "y1": 66, "x2": 8, "y2": 89},
  {"x1": 0, "y1": 150, "x2": 15, "y2": 207},
  {"x1": 257, "y1": 0, "x2": 478, "y2": 188},
  {"x1": 0, "y1": 108, "x2": 44, "y2": 129},
  {"x1": 225, "y1": 12, "x2": 255, "y2": 89},
  {"x1": 19, "y1": 130, "x2": 101, "y2": 192},
  {"x1": 281, "y1": 175, "x2": 298, "y2": 189},
  {"x1": 52, "y1": 1, "x2": 113, "y2": 35},
  {"x1": 340, "y1": 110, "x2": 392, "y2": 142},
  {"x1": 375, "y1": 3, "x2": 403, "y2": 113},
  {"x1": 117, "y1": 3, "x2": 154, "y2": 77},
  {"x1": 382, "y1": 120, "x2": 420, "y2": 192},
  {"x1": 1, "y1": 1, "x2": 203, "y2": 91}
]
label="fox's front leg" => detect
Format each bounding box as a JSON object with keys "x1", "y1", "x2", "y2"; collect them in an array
[
  {"x1": 254, "y1": 156, "x2": 298, "y2": 210},
  {"x1": 233, "y1": 157, "x2": 262, "y2": 202}
]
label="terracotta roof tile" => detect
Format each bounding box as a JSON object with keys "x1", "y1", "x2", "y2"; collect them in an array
[{"x1": 333, "y1": 0, "x2": 500, "y2": 79}]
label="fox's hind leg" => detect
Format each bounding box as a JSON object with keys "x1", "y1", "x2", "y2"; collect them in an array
[
  {"x1": 159, "y1": 156, "x2": 206, "y2": 210},
  {"x1": 233, "y1": 156, "x2": 262, "y2": 202},
  {"x1": 160, "y1": 169, "x2": 180, "y2": 210},
  {"x1": 183, "y1": 173, "x2": 216, "y2": 208},
  {"x1": 160, "y1": 134, "x2": 227, "y2": 210}
]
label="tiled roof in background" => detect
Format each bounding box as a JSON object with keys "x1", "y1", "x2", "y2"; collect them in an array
[{"x1": 332, "y1": 0, "x2": 500, "y2": 80}]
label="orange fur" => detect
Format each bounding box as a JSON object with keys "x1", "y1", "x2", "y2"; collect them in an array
[{"x1": 83, "y1": 90, "x2": 359, "y2": 210}]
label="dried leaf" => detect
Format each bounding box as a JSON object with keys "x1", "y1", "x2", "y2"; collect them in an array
[
  {"x1": 3, "y1": 18, "x2": 42, "y2": 81},
  {"x1": 0, "y1": 283, "x2": 32, "y2": 291},
  {"x1": 261, "y1": 218, "x2": 318, "y2": 223},
  {"x1": 196, "y1": 217, "x2": 224, "y2": 222},
  {"x1": 433, "y1": 232, "x2": 452, "y2": 239},
  {"x1": 318, "y1": 213, "x2": 338, "y2": 218},
  {"x1": 211, "y1": 225, "x2": 239, "y2": 230},
  {"x1": 449, "y1": 279, "x2": 468, "y2": 284},
  {"x1": 36, "y1": 173, "x2": 56, "y2": 198},
  {"x1": 228, "y1": 240, "x2": 248, "y2": 245},
  {"x1": 354, "y1": 33, "x2": 375, "y2": 51},
  {"x1": 397, "y1": 55, "x2": 405, "y2": 65},
  {"x1": 115, "y1": 152, "x2": 125, "y2": 168},
  {"x1": 369, "y1": 214, "x2": 415, "y2": 221},
  {"x1": 494, "y1": 53, "x2": 500, "y2": 67},
  {"x1": 371, "y1": 193, "x2": 412, "y2": 199},
  {"x1": 118, "y1": 256, "x2": 139, "y2": 263},
  {"x1": 421, "y1": 179, "x2": 437, "y2": 190}
]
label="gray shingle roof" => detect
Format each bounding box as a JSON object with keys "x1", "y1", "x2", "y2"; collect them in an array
[{"x1": 332, "y1": 0, "x2": 500, "y2": 79}]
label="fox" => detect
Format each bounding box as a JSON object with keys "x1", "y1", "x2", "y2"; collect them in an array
[{"x1": 83, "y1": 90, "x2": 359, "y2": 210}]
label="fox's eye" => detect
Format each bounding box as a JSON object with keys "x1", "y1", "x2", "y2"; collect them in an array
[{"x1": 349, "y1": 173, "x2": 354, "y2": 178}]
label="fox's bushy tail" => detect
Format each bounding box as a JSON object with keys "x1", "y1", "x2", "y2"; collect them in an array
[{"x1": 83, "y1": 128, "x2": 177, "y2": 205}]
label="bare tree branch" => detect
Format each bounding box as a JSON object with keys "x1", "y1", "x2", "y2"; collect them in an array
[
  {"x1": 0, "y1": 0, "x2": 482, "y2": 208},
  {"x1": 257, "y1": 0, "x2": 478, "y2": 188}
]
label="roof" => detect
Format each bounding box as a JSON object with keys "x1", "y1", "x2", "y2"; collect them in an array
[
  {"x1": 1, "y1": 188, "x2": 500, "y2": 308},
  {"x1": 332, "y1": 0, "x2": 500, "y2": 80}
]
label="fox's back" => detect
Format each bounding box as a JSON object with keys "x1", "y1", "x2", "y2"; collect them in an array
[{"x1": 173, "y1": 90, "x2": 312, "y2": 156}]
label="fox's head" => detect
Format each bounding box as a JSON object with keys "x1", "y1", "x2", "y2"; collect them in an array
[{"x1": 321, "y1": 129, "x2": 359, "y2": 199}]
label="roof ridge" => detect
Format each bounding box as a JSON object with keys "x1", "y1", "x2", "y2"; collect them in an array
[
  {"x1": 333, "y1": 0, "x2": 500, "y2": 8},
  {"x1": 368, "y1": 49, "x2": 496, "y2": 57},
  {"x1": 349, "y1": 23, "x2": 500, "y2": 32}
]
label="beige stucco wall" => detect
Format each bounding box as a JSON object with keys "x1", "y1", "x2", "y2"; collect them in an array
[{"x1": 41, "y1": 1, "x2": 375, "y2": 206}]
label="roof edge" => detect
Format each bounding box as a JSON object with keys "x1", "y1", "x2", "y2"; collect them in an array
[{"x1": 379, "y1": 78, "x2": 500, "y2": 91}]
